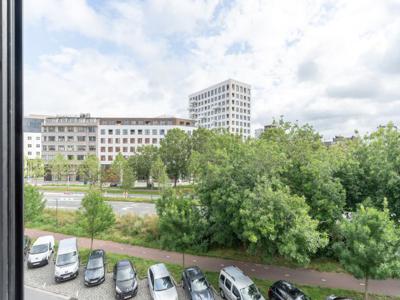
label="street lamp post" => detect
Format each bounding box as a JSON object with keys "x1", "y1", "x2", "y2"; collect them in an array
[{"x1": 56, "y1": 197, "x2": 59, "y2": 227}]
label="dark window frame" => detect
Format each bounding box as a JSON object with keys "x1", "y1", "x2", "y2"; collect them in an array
[{"x1": 0, "y1": 0, "x2": 24, "y2": 299}]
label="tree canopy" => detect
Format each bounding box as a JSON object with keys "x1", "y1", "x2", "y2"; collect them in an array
[
  {"x1": 77, "y1": 190, "x2": 115, "y2": 250},
  {"x1": 334, "y1": 201, "x2": 400, "y2": 299},
  {"x1": 24, "y1": 185, "x2": 45, "y2": 224}
]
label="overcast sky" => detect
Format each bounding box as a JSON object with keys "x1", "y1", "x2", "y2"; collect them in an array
[{"x1": 24, "y1": 0, "x2": 400, "y2": 139}]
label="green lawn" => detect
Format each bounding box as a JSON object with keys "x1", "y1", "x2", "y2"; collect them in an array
[
  {"x1": 36, "y1": 184, "x2": 193, "y2": 196},
  {"x1": 38, "y1": 185, "x2": 162, "y2": 195},
  {"x1": 103, "y1": 196, "x2": 155, "y2": 203},
  {"x1": 76, "y1": 248, "x2": 397, "y2": 300}
]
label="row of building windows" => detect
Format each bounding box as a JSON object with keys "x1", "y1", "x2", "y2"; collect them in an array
[
  {"x1": 201, "y1": 120, "x2": 251, "y2": 127},
  {"x1": 100, "y1": 137, "x2": 162, "y2": 145},
  {"x1": 100, "y1": 128, "x2": 167, "y2": 136},
  {"x1": 42, "y1": 126, "x2": 96, "y2": 133},
  {"x1": 191, "y1": 94, "x2": 251, "y2": 108},
  {"x1": 100, "y1": 155, "x2": 132, "y2": 162},
  {"x1": 100, "y1": 120, "x2": 178, "y2": 126},
  {"x1": 26, "y1": 144, "x2": 40, "y2": 148},
  {"x1": 27, "y1": 152, "x2": 41, "y2": 156},
  {"x1": 43, "y1": 145, "x2": 96, "y2": 152},
  {"x1": 43, "y1": 136, "x2": 96, "y2": 142},
  {"x1": 200, "y1": 114, "x2": 251, "y2": 121},
  {"x1": 26, "y1": 136, "x2": 41, "y2": 141},
  {"x1": 190, "y1": 83, "x2": 250, "y2": 101},
  {"x1": 100, "y1": 146, "x2": 138, "y2": 153}
]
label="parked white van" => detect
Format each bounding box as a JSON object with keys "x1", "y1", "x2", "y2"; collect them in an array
[
  {"x1": 27, "y1": 235, "x2": 55, "y2": 268},
  {"x1": 54, "y1": 237, "x2": 80, "y2": 282}
]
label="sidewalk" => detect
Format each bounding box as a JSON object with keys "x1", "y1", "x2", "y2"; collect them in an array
[{"x1": 25, "y1": 228, "x2": 400, "y2": 297}]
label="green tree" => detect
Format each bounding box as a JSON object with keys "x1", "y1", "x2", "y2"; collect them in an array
[
  {"x1": 191, "y1": 133, "x2": 288, "y2": 247},
  {"x1": 132, "y1": 146, "x2": 159, "y2": 186},
  {"x1": 150, "y1": 156, "x2": 169, "y2": 190},
  {"x1": 24, "y1": 185, "x2": 45, "y2": 224},
  {"x1": 160, "y1": 129, "x2": 190, "y2": 186},
  {"x1": 49, "y1": 153, "x2": 68, "y2": 182},
  {"x1": 241, "y1": 180, "x2": 328, "y2": 265},
  {"x1": 334, "y1": 201, "x2": 400, "y2": 300},
  {"x1": 77, "y1": 191, "x2": 115, "y2": 250},
  {"x1": 100, "y1": 167, "x2": 119, "y2": 187},
  {"x1": 25, "y1": 158, "x2": 45, "y2": 184},
  {"x1": 156, "y1": 190, "x2": 208, "y2": 266},
  {"x1": 261, "y1": 119, "x2": 346, "y2": 232},
  {"x1": 121, "y1": 163, "x2": 136, "y2": 194},
  {"x1": 78, "y1": 154, "x2": 100, "y2": 185},
  {"x1": 111, "y1": 153, "x2": 126, "y2": 184}
]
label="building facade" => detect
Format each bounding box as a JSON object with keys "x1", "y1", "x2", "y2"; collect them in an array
[
  {"x1": 189, "y1": 79, "x2": 252, "y2": 139},
  {"x1": 40, "y1": 114, "x2": 196, "y2": 168},
  {"x1": 98, "y1": 117, "x2": 195, "y2": 165},
  {"x1": 41, "y1": 114, "x2": 98, "y2": 163},
  {"x1": 23, "y1": 115, "x2": 46, "y2": 159}
]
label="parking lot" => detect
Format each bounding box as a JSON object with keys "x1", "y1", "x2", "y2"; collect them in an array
[{"x1": 24, "y1": 261, "x2": 201, "y2": 300}]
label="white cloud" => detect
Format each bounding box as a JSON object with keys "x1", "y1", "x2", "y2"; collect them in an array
[{"x1": 24, "y1": 0, "x2": 400, "y2": 139}]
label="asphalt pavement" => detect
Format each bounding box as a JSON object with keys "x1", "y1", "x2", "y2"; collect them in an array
[
  {"x1": 43, "y1": 192, "x2": 156, "y2": 215},
  {"x1": 25, "y1": 286, "x2": 70, "y2": 300}
]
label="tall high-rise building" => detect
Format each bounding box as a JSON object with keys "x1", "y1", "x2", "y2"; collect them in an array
[{"x1": 188, "y1": 79, "x2": 252, "y2": 139}]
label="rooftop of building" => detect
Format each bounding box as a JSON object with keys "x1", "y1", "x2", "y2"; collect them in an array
[{"x1": 189, "y1": 78, "x2": 251, "y2": 97}]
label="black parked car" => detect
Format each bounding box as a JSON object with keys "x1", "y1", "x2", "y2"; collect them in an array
[
  {"x1": 182, "y1": 266, "x2": 214, "y2": 300},
  {"x1": 24, "y1": 235, "x2": 31, "y2": 258},
  {"x1": 84, "y1": 249, "x2": 106, "y2": 286},
  {"x1": 268, "y1": 281, "x2": 310, "y2": 300},
  {"x1": 114, "y1": 260, "x2": 138, "y2": 299}
]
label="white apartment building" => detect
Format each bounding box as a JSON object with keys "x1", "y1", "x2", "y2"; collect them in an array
[
  {"x1": 98, "y1": 117, "x2": 196, "y2": 165},
  {"x1": 23, "y1": 115, "x2": 46, "y2": 159},
  {"x1": 189, "y1": 79, "x2": 251, "y2": 139}
]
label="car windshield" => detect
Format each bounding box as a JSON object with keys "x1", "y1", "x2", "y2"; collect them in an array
[
  {"x1": 154, "y1": 276, "x2": 174, "y2": 291},
  {"x1": 56, "y1": 252, "x2": 77, "y2": 266},
  {"x1": 87, "y1": 257, "x2": 103, "y2": 269},
  {"x1": 192, "y1": 277, "x2": 208, "y2": 292},
  {"x1": 241, "y1": 284, "x2": 262, "y2": 300},
  {"x1": 117, "y1": 266, "x2": 135, "y2": 281},
  {"x1": 30, "y1": 244, "x2": 48, "y2": 254}
]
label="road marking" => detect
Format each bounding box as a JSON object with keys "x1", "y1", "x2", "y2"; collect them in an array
[
  {"x1": 251, "y1": 269, "x2": 255, "y2": 272},
  {"x1": 220, "y1": 264, "x2": 225, "y2": 267},
  {"x1": 360, "y1": 283, "x2": 365, "y2": 286},
  {"x1": 321, "y1": 278, "x2": 326, "y2": 282},
  {"x1": 166, "y1": 255, "x2": 170, "y2": 258},
  {"x1": 284, "y1": 274, "x2": 290, "y2": 277},
  {"x1": 192, "y1": 259, "x2": 197, "y2": 262}
]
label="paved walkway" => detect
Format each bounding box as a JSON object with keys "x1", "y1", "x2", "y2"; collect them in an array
[{"x1": 25, "y1": 228, "x2": 400, "y2": 297}]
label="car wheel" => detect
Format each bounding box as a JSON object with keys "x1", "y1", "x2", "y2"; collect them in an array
[{"x1": 220, "y1": 288, "x2": 225, "y2": 299}]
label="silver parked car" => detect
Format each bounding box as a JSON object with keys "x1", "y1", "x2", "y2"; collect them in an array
[
  {"x1": 219, "y1": 266, "x2": 264, "y2": 300},
  {"x1": 148, "y1": 263, "x2": 178, "y2": 300}
]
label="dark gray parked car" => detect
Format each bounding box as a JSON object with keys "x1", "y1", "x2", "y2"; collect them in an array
[
  {"x1": 182, "y1": 266, "x2": 214, "y2": 300},
  {"x1": 84, "y1": 249, "x2": 106, "y2": 287},
  {"x1": 114, "y1": 260, "x2": 138, "y2": 299}
]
